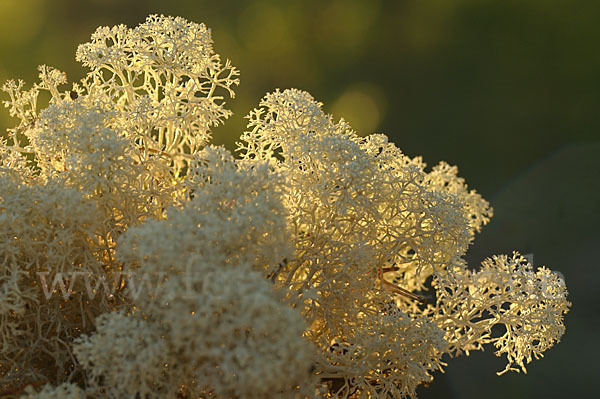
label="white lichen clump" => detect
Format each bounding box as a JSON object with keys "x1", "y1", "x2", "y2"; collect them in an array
[{"x1": 0, "y1": 15, "x2": 570, "y2": 399}]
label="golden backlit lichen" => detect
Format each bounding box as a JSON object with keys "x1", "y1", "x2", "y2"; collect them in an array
[{"x1": 0, "y1": 15, "x2": 569, "y2": 399}]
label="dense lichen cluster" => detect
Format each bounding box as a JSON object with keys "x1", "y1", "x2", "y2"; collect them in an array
[{"x1": 0, "y1": 15, "x2": 569, "y2": 399}]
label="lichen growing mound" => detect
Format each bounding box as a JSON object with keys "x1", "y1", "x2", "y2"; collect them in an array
[{"x1": 1, "y1": 15, "x2": 569, "y2": 399}]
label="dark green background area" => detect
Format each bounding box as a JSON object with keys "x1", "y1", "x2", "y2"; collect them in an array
[{"x1": 0, "y1": 1, "x2": 597, "y2": 398}]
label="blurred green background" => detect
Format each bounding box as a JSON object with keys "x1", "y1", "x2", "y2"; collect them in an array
[{"x1": 0, "y1": 1, "x2": 597, "y2": 398}]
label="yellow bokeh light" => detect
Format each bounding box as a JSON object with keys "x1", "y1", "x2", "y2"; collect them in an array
[{"x1": 330, "y1": 83, "x2": 387, "y2": 135}]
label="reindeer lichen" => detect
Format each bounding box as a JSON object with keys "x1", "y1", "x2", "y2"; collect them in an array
[{"x1": 0, "y1": 15, "x2": 569, "y2": 399}]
